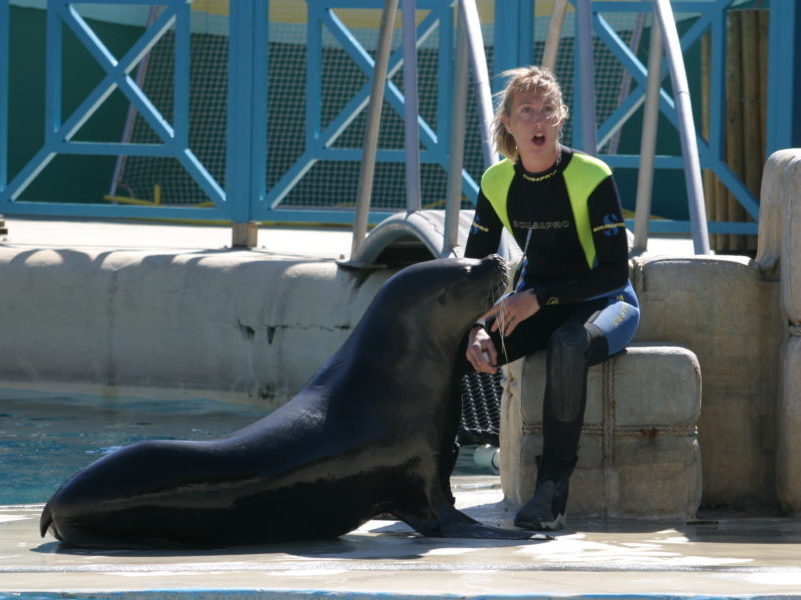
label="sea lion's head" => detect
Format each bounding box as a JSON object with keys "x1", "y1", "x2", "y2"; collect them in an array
[{"x1": 369, "y1": 255, "x2": 509, "y2": 338}]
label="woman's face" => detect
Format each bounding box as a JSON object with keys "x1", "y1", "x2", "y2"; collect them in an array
[{"x1": 502, "y1": 90, "x2": 563, "y2": 171}]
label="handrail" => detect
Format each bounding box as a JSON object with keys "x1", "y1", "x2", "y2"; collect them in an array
[
  {"x1": 653, "y1": 0, "x2": 710, "y2": 254},
  {"x1": 350, "y1": 0, "x2": 397, "y2": 259}
]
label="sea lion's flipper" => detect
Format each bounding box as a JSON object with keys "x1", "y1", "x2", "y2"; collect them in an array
[
  {"x1": 398, "y1": 505, "x2": 551, "y2": 541},
  {"x1": 39, "y1": 504, "x2": 53, "y2": 538}
]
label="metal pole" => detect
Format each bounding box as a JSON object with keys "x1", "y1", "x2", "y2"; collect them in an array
[
  {"x1": 109, "y1": 6, "x2": 160, "y2": 198},
  {"x1": 576, "y1": 0, "x2": 597, "y2": 156},
  {"x1": 654, "y1": 0, "x2": 710, "y2": 254},
  {"x1": 542, "y1": 0, "x2": 568, "y2": 72},
  {"x1": 401, "y1": 0, "x2": 421, "y2": 213},
  {"x1": 444, "y1": 6, "x2": 469, "y2": 256},
  {"x1": 460, "y1": 0, "x2": 496, "y2": 169},
  {"x1": 607, "y1": 13, "x2": 646, "y2": 154},
  {"x1": 633, "y1": 10, "x2": 663, "y2": 253},
  {"x1": 351, "y1": 0, "x2": 398, "y2": 258}
]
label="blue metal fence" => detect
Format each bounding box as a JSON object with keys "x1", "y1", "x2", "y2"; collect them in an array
[
  {"x1": 264, "y1": 0, "x2": 459, "y2": 223},
  {"x1": 588, "y1": 0, "x2": 761, "y2": 234},
  {"x1": 0, "y1": 0, "x2": 798, "y2": 232},
  {"x1": 1, "y1": 0, "x2": 231, "y2": 220}
]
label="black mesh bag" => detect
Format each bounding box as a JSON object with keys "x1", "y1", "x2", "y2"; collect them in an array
[{"x1": 457, "y1": 371, "x2": 502, "y2": 446}]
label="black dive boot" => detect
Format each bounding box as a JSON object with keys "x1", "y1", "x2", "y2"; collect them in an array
[{"x1": 514, "y1": 456, "x2": 577, "y2": 531}]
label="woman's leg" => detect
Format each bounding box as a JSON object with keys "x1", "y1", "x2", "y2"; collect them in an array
[
  {"x1": 514, "y1": 295, "x2": 640, "y2": 530},
  {"x1": 442, "y1": 315, "x2": 558, "y2": 503}
]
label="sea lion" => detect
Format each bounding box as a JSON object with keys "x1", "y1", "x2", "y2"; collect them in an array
[{"x1": 40, "y1": 255, "x2": 538, "y2": 548}]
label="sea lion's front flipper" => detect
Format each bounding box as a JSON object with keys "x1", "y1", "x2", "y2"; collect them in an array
[{"x1": 397, "y1": 505, "x2": 552, "y2": 541}]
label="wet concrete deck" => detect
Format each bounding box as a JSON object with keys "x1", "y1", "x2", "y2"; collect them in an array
[
  {"x1": 3, "y1": 479, "x2": 801, "y2": 598},
  {"x1": 3, "y1": 217, "x2": 799, "y2": 598},
  {"x1": 0, "y1": 214, "x2": 695, "y2": 259}
]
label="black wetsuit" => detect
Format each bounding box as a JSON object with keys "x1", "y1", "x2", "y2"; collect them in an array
[{"x1": 460, "y1": 146, "x2": 639, "y2": 482}]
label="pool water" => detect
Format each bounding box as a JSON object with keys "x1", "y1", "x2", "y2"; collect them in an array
[{"x1": 0, "y1": 391, "x2": 493, "y2": 505}]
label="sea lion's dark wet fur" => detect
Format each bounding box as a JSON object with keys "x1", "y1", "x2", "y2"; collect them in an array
[{"x1": 40, "y1": 256, "x2": 537, "y2": 548}]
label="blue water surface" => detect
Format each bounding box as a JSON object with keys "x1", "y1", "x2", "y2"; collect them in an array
[
  {"x1": 0, "y1": 391, "x2": 491, "y2": 505},
  {"x1": 0, "y1": 391, "x2": 267, "y2": 505}
]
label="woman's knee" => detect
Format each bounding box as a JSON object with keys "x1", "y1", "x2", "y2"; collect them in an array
[
  {"x1": 547, "y1": 322, "x2": 602, "y2": 363},
  {"x1": 545, "y1": 324, "x2": 594, "y2": 423}
]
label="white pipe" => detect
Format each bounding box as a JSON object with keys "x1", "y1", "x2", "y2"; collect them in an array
[
  {"x1": 351, "y1": 0, "x2": 398, "y2": 258},
  {"x1": 633, "y1": 12, "x2": 663, "y2": 253},
  {"x1": 460, "y1": 0, "x2": 497, "y2": 169},
  {"x1": 542, "y1": 0, "x2": 568, "y2": 72},
  {"x1": 654, "y1": 0, "x2": 710, "y2": 254},
  {"x1": 401, "y1": 0, "x2": 421, "y2": 213},
  {"x1": 444, "y1": 9, "x2": 469, "y2": 256},
  {"x1": 608, "y1": 12, "x2": 646, "y2": 154},
  {"x1": 576, "y1": 0, "x2": 598, "y2": 156},
  {"x1": 109, "y1": 5, "x2": 160, "y2": 197}
]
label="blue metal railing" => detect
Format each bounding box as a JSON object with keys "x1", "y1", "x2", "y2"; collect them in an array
[
  {"x1": 1, "y1": 0, "x2": 231, "y2": 220},
  {"x1": 587, "y1": 0, "x2": 758, "y2": 235},
  {"x1": 0, "y1": 0, "x2": 798, "y2": 232},
  {"x1": 263, "y1": 0, "x2": 459, "y2": 223}
]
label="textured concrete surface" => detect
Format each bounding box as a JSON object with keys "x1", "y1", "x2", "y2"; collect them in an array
[
  {"x1": 501, "y1": 344, "x2": 703, "y2": 520},
  {"x1": 0, "y1": 217, "x2": 387, "y2": 406},
  {"x1": 0, "y1": 216, "x2": 355, "y2": 259},
  {"x1": 0, "y1": 215, "x2": 693, "y2": 260},
  {"x1": 631, "y1": 254, "x2": 783, "y2": 508},
  {"x1": 3, "y1": 480, "x2": 801, "y2": 598}
]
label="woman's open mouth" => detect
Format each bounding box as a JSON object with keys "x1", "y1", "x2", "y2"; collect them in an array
[{"x1": 532, "y1": 133, "x2": 546, "y2": 146}]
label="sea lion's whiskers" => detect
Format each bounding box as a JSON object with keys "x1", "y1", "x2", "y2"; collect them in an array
[{"x1": 483, "y1": 271, "x2": 511, "y2": 367}]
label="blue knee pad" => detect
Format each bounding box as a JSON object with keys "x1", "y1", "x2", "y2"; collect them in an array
[{"x1": 590, "y1": 287, "x2": 640, "y2": 356}]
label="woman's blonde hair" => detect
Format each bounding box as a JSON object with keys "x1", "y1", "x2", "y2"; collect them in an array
[{"x1": 491, "y1": 66, "x2": 569, "y2": 161}]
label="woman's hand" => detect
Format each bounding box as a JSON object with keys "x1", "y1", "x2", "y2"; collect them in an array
[
  {"x1": 466, "y1": 325, "x2": 498, "y2": 374},
  {"x1": 481, "y1": 289, "x2": 541, "y2": 337}
]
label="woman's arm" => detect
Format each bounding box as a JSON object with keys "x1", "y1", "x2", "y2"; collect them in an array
[{"x1": 464, "y1": 190, "x2": 504, "y2": 259}]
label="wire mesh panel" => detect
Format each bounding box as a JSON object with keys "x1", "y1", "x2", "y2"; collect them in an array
[
  {"x1": 106, "y1": 2, "x2": 229, "y2": 205},
  {"x1": 77, "y1": 1, "x2": 712, "y2": 221},
  {"x1": 266, "y1": 1, "x2": 485, "y2": 217},
  {"x1": 530, "y1": 3, "x2": 665, "y2": 155}
]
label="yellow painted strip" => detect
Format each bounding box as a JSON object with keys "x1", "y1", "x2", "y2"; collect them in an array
[
  {"x1": 186, "y1": 0, "x2": 611, "y2": 24},
  {"x1": 267, "y1": 4, "x2": 432, "y2": 27},
  {"x1": 103, "y1": 195, "x2": 215, "y2": 208},
  {"x1": 191, "y1": 0, "x2": 229, "y2": 17},
  {"x1": 103, "y1": 195, "x2": 159, "y2": 206}
]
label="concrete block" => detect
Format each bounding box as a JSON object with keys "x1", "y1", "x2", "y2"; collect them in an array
[
  {"x1": 756, "y1": 148, "x2": 799, "y2": 272},
  {"x1": 777, "y1": 334, "x2": 801, "y2": 514},
  {"x1": 500, "y1": 344, "x2": 702, "y2": 520},
  {"x1": 781, "y1": 155, "x2": 801, "y2": 324},
  {"x1": 631, "y1": 255, "x2": 782, "y2": 508}
]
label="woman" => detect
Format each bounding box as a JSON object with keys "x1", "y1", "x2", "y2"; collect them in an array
[{"x1": 462, "y1": 66, "x2": 639, "y2": 530}]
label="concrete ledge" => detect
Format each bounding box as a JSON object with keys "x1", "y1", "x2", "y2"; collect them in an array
[
  {"x1": 500, "y1": 344, "x2": 702, "y2": 520},
  {"x1": 0, "y1": 246, "x2": 396, "y2": 407}
]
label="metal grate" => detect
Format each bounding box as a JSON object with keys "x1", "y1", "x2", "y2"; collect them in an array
[{"x1": 458, "y1": 371, "x2": 502, "y2": 447}]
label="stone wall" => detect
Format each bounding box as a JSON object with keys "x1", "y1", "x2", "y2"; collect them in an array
[{"x1": 630, "y1": 254, "x2": 782, "y2": 509}]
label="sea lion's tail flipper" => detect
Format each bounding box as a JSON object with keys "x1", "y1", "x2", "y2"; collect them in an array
[
  {"x1": 399, "y1": 505, "x2": 551, "y2": 541},
  {"x1": 39, "y1": 503, "x2": 53, "y2": 538}
]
